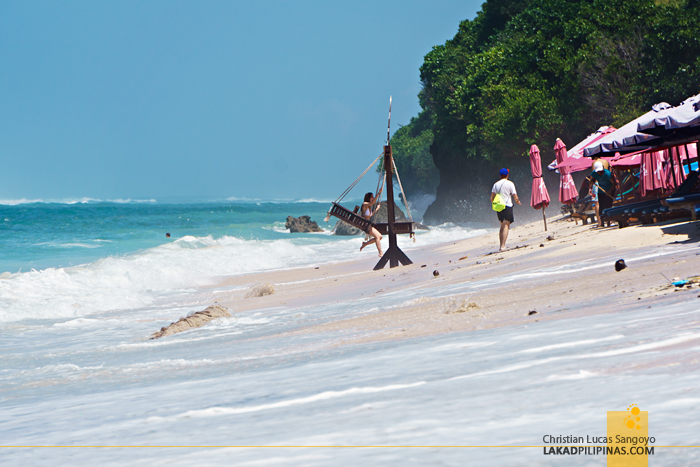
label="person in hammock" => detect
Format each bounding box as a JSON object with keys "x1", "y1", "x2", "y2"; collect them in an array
[{"x1": 359, "y1": 189, "x2": 383, "y2": 257}]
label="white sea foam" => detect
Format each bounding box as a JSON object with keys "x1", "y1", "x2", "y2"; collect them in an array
[
  {"x1": 0, "y1": 236, "x2": 315, "y2": 322},
  {"x1": 0, "y1": 198, "x2": 45, "y2": 205},
  {"x1": 0, "y1": 222, "x2": 485, "y2": 323},
  {"x1": 0, "y1": 197, "x2": 156, "y2": 205},
  {"x1": 147, "y1": 382, "x2": 426, "y2": 422},
  {"x1": 518, "y1": 335, "x2": 624, "y2": 353}
]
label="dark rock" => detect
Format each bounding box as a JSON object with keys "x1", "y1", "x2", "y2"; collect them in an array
[
  {"x1": 528, "y1": 310, "x2": 538, "y2": 315},
  {"x1": 286, "y1": 215, "x2": 323, "y2": 233},
  {"x1": 433, "y1": 270, "x2": 440, "y2": 277},
  {"x1": 373, "y1": 201, "x2": 407, "y2": 223},
  {"x1": 615, "y1": 259, "x2": 627, "y2": 272},
  {"x1": 333, "y1": 220, "x2": 364, "y2": 236},
  {"x1": 546, "y1": 235, "x2": 555, "y2": 241}
]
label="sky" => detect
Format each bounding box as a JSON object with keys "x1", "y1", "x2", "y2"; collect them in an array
[{"x1": 0, "y1": 0, "x2": 482, "y2": 202}]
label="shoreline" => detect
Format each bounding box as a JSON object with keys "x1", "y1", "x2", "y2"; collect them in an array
[{"x1": 209, "y1": 215, "x2": 700, "y2": 348}]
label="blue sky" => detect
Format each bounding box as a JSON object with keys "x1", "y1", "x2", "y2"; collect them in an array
[{"x1": 0, "y1": 1, "x2": 481, "y2": 202}]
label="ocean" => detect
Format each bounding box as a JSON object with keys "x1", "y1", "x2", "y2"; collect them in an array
[
  {"x1": 0, "y1": 198, "x2": 483, "y2": 323},
  {"x1": 2, "y1": 200, "x2": 698, "y2": 466}
]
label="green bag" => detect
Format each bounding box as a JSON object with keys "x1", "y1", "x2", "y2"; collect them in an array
[{"x1": 492, "y1": 193, "x2": 506, "y2": 212}]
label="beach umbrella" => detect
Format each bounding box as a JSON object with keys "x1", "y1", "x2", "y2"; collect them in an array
[
  {"x1": 637, "y1": 93, "x2": 700, "y2": 137},
  {"x1": 610, "y1": 149, "x2": 644, "y2": 168},
  {"x1": 550, "y1": 126, "x2": 616, "y2": 173},
  {"x1": 529, "y1": 144, "x2": 550, "y2": 231},
  {"x1": 640, "y1": 150, "x2": 668, "y2": 197},
  {"x1": 554, "y1": 139, "x2": 578, "y2": 204},
  {"x1": 584, "y1": 103, "x2": 674, "y2": 157},
  {"x1": 665, "y1": 146, "x2": 688, "y2": 189}
]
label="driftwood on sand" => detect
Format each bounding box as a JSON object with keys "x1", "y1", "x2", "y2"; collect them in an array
[{"x1": 150, "y1": 305, "x2": 231, "y2": 339}]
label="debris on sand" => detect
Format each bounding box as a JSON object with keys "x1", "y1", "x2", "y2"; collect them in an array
[
  {"x1": 546, "y1": 235, "x2": 555, "y2": 241},
  {"x1": 151, "y1": 305, "x2": 231, "y2": 339},
  {"x1": 528, "y1": 310, "x2": 538, "y2": 316},
  {"x1": 459, "y1": 255, "x2": 469, "y2": 260},
  {"x1": 444, "y1": 299, "x2": 481, "y2": 315},
  {"x1": 615, "y1": 259, "x2": 627, "y2": 272},
  {"x1": 433, "y1": 270, "x2": 440, "y2": 277},
  {"x1": 244, "y1": 283, "x2": 275, "y2": 298}
]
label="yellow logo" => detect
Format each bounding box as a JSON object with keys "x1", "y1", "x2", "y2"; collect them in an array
[
  {"x1": 624, "y1": 404, "x2": 643, "y2": 430},
  {"x1": 607, "y1": 404, "x2": 650, "y2": 466}
]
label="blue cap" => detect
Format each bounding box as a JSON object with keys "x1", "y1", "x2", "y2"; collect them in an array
[{"x1": 499, "y1": 168, "x2": 509, "y2": 176}]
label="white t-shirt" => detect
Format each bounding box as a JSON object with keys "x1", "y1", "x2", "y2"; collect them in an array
[{"x1": 492, "y1": 179, "x2": 517, "y2": 207}]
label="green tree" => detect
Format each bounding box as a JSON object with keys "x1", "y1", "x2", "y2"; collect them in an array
[{"x1": 412, "y1": 0, "x2": 700, "y2": 222}]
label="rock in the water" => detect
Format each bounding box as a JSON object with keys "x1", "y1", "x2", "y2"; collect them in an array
[
  {"x1": 286, "y1": 215, "x2": 323, "y2": 233},
  {"x1": 333, "y1": 220, "x2": 364, "y2": 236},
  {"x1": 151, "y1": 305, "x2": 231, "y2": 339},
  {"x1": 373, "y1": 201, "x2": 407, "y2": 223}
]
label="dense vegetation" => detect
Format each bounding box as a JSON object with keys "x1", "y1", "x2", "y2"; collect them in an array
[{"x1": 393, "y1": 0, "x2": 700, "y2": 222}]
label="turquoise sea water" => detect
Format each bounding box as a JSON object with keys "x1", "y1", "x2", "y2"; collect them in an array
[
  {"x1": 0, "y1": 200, "x2": 338, "y2": 273},
  {"x1": 0, "y1": 198, "x2": 485, "y2": 323}
]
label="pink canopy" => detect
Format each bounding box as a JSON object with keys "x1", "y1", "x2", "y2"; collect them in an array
[
  {"x1": 529, "y1": 144, "x2": 550, "y2": 209},
  {"x1": 610, "y1": 150, "x2": 644, "y2": 168},
  {"x1": 554, "y1": 139, "x2": 578, "y2": 204},
  {"x1": 553, "y1": 126, "x2": 616, "y2": 173}
]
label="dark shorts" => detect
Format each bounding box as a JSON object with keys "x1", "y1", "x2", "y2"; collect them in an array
[
  {"x1": 497, "y1": 205, "x2": 514, "y2": 224},
  {"x1": 597, "y1": 191, "x2": 613, "y2": 215}
]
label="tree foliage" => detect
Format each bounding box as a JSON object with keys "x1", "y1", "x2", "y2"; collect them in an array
[
  {"x1": 402, "y1": 0, "x2": 700, "y2": 220},
  {"x1": 389, "y1": 109, "x2": 439, "y2": 194}
]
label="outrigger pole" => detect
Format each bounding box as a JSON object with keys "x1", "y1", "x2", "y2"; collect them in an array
[{"x1": 374, "y1": 97, "x2": 412, "y2": 271}]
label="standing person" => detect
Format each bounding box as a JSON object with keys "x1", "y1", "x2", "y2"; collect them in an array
[
  {"x1": 359, "y1": 190, "x2": 383, "y2": 257},
  {"x1": 589, "y1": 160, "x2": 614, "y2": 228},
  {"x1": 490, "y1": 168, "x2": 521, "y2": 251}
]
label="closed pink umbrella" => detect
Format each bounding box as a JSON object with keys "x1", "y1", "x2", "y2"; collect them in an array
[
  {"x1": 665, "y1": 146, "x2": 687, "y2": 189},
  {"x1": 554, "y1": 138, "x2": 578, "y2": 204},
  {"x1": 640, "y1": 150, "x2": 668, "y2": 197},
  {"x1": 529, "y1": 144, "x2": 550, "y2": 230}
]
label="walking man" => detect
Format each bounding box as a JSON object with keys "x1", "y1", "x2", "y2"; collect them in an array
[{"x1": 490, "y1": 168, "x2": 521, "y2": 251}]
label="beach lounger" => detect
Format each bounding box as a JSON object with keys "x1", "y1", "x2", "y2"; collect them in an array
[
  {"x1": 603, "y1": 170, "x2": 699, "y2": 227},
  {"x1": 663, "y1": 193, "x2": 700, "y2": 221}
]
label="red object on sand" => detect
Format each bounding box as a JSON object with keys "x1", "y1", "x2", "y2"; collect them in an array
[
  {"x1": 554, "y1": 139, "x2": 578, "y2": 204},
  {"x1": 529, "y1": 144, "x2": 550, "y2": 210}
]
